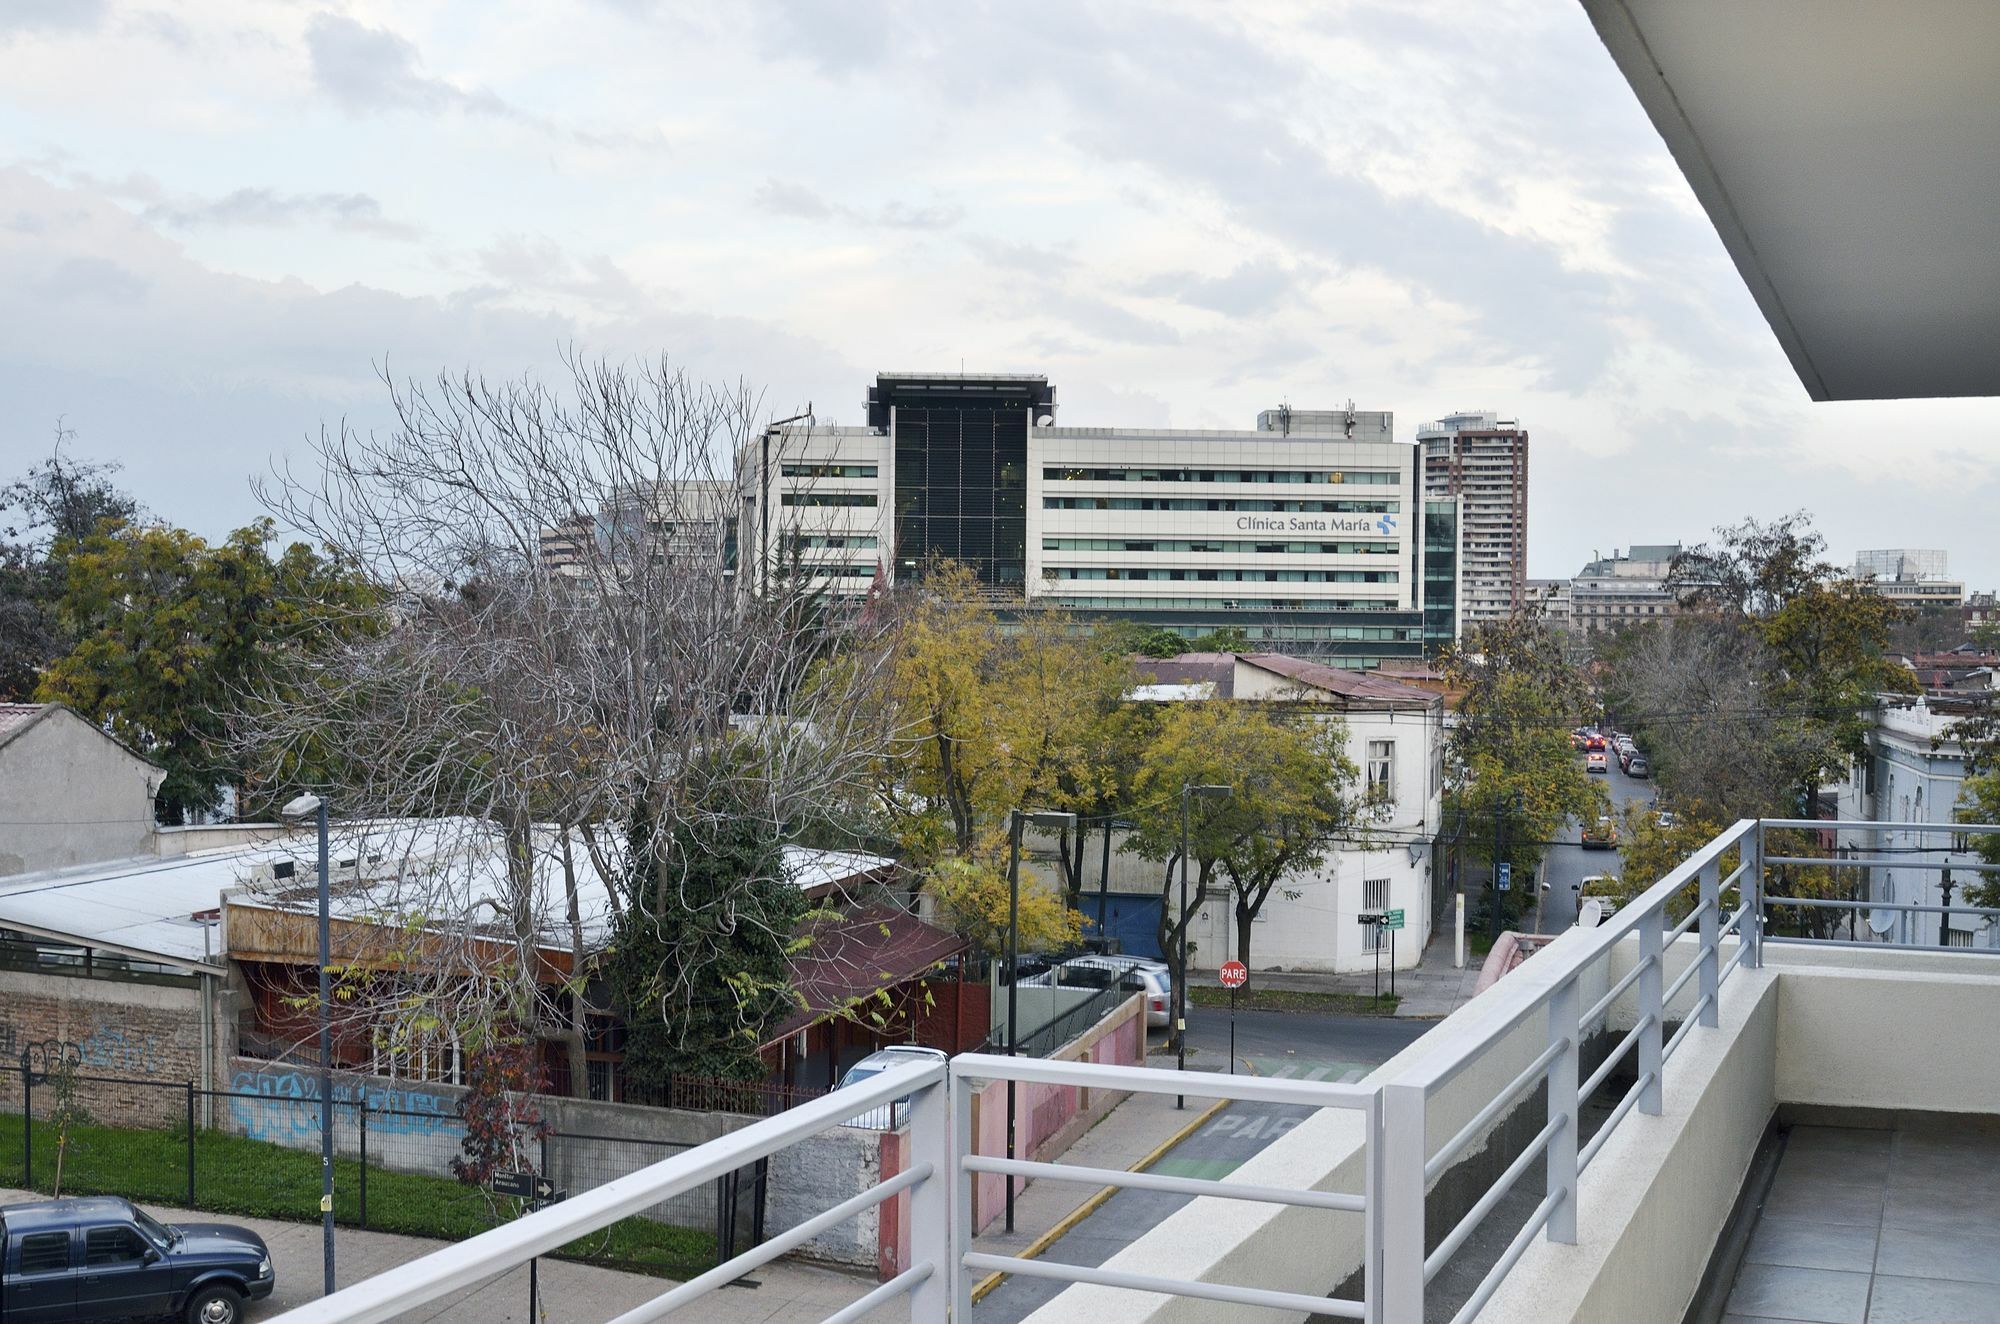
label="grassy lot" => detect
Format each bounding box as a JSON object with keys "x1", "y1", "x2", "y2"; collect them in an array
[
  {"x1": 1189, "y1": 986, "x2": 1400, "y2": 1016},
  {"x1": 0, "y1": 1114, "x2": 713, "y2": 1278}
]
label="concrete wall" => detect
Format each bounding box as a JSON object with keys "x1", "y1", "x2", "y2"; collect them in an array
[
  {"x1": 1774, "y1": 957, "x2": 2000, "y2": 1114},
  {"x1": 0, "y1": 968, "x2": 209, "y2": 1127},
  {"x1": 0, "y1": 710, "x2": 162, "y2": 876}
]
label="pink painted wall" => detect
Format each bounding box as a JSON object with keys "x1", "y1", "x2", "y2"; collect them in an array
[{"x1": 871, "y1": 993, "x2": 1146, "y2": 1279}]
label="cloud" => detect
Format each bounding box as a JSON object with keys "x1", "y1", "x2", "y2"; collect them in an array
[
  {"x1": 0, "y1": 167, "x2": 861, "y2": 539},
  {"x1": 146, "y1": 187, "x2": 420, "y2": 239},
  {"x1": 1137, "y1": 261, "x2": 1298, "y2": 318},
  {"x1": 751, "y1": 179, "x2": 961, "y2": 231},
  {"x1": 301, "y1": 13, "x2": 657, "y2": 151},
  {"x1": 0, "y1": 0, "x2": 107, "y2": 37}
]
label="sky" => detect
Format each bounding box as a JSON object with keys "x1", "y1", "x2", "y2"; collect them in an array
[{"x1": 1, "y1": 0, "x2": 1994, "y2": 588}]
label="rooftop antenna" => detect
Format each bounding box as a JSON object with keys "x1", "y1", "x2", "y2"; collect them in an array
[
  {"x1": 1343, "y1": 397, "x2": 1356, "y2": 438},
  {"x1": 1277, "y1": 400, "x2": 1292, "y2": 436}
]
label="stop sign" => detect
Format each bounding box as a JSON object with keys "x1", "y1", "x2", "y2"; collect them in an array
[{"x1": 1218, "y1": 960, "x2": 1249, "y2": 989}]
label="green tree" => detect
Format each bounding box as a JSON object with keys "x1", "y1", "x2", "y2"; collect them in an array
[
  {"x1": 1669, "y1": 514, "x2": 1912, "y2": 817},
  {"x1": 1442, "y1": 619, "x2": 1605, "y2": 927},
  {"x1": 37, "y1": 519, "x2": 378, "y2": 820},
  {"x1": 0, "y1": 434, "x2": 142, "y2": 699},
  {"x1": 1125, "y1": 699, "x2": 1360, "y2": 968},
  {"x1": 606, "y1": 808, "x2": 808, "y2": 1087}
]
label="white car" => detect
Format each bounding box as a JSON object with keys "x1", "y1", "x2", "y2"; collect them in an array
[
  {"x1": 1028, "y1": 954, "x2": 1174, "y2": 1028},
  {"x1": 836, "y1": 1045, "x2": 949, "y2": 1129}
]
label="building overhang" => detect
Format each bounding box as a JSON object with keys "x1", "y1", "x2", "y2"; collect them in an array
[{"x1": 1582, "y1": 0, "x2": 2000, "y2": 400}]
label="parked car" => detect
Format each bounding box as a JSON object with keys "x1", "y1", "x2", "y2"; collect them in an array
[
  {"x1": 1581, "y1": 814, "x2": 1619, "y2": 849},
  {"x1": 1587, "y1": 750, "x2": 1609, "y2": 774},
  {"x1": 0, "y1": 1196, "x2": 273, "y2": 1324},
  {"x1": 1627, "y1": 755, "x2": 1651, "y2": 779},
  {"x1": 1021, "y1": 954, "x2": 1173, "y2": 1028},
  {"x1": 1655, "y1": 809, "x2": 1678, "y2": 830},
  {"x1": 836, "y1": 1045, "x2": 950, "y2": 1129},
  {"x1": 1575, "y1": 875, "x2": 1623, "y2": 921}
]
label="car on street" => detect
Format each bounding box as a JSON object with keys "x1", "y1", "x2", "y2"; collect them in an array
[
  {"x1": 1587, "y1": 750, "x2": 1609, "y2": 774},
  {"x1": 836, "y1": 1045, "x2": 950, "y2": 1129},
  {"x1": 1581, "y1": 814, "x2": 1619, "y2": 849},
  {"x1": 0, "y1": 1196, "x2": 273, "y2": 1324},
  {"x1": 1021, "y1": 954, "x2": 1174, "y2": 1027},
  {"x1": 1656, "y1": 809, "x2": 1678, "y2": 830},
  {"x1": 1575, "y1": 875, "x2": 1623, "y2": 920},
  {"x1": 1627, "y1": 755, "x2": 1651, "y2": 778}
]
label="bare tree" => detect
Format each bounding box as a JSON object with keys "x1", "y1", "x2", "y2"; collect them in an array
[{"x1": 241, "y1": 353, "x2": 894, "y2": 1092}]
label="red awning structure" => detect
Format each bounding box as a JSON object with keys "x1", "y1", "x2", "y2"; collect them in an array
[{"x1": 764, "y1": 901, "x2": 969, "y2": 1046}]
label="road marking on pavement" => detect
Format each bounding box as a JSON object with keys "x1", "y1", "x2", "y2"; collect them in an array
[{"x1": 968, "y1": 1094, "x2": 1230, "y2": 1305}]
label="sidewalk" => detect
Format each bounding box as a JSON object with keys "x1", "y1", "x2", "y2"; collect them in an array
[
  {"x1": 967, "y1": 1087, "x2": 1216, "y2": 1267},
  {"x1": 0, "y1": 1186, "x2": 901, "y2": 1324},
  {"x1": 1185, "y1": 936, "x2": 1483, "y2": 1019}
]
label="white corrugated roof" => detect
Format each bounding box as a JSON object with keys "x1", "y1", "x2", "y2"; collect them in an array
[{"x1": 0, "y1": 822, "x2": 896, "y2": 968}]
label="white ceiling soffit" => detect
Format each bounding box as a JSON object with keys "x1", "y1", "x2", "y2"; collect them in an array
[{"x1": 1582, "y1": 0, "x2": 2000, "y2": 401}]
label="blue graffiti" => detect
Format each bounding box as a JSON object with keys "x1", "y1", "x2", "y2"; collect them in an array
[{"x1": 228, "y1": 1069, "x2": 462, "y2": 1142}]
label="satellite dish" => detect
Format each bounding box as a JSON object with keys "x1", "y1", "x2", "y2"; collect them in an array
[
  {"x1": 1578, "y1": 899, "x2": 1604, "y2": 928},
  {"x1": 1036, "y1": 414, "x2": 1055, "y2": 426}
]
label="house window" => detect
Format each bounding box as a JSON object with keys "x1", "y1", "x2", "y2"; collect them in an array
[
  {"x1": 1367, "y1": 740, "x2": 1396, "y2": 803},
  {"x1": 1362, "y1": 879, "x2": 1390, "y2": 949}
]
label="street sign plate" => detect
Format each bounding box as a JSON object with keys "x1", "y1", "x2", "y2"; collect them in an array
[
  {"x1": 1381, "y1": 909, "x2": 1405, "y2": 931},
  {"x1": 493, "y1": 1171, "x2": 557, "y2": 1202},
  {"x1": 1218, "y1": 960, "x2": 1249, "y2": 988},
  {"x1": 1497, "y1": 863, "x2": 1513, "y2": 892}
]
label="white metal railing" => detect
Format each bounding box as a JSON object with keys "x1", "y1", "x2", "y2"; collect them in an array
[
  {"x1": 1376, "y1": 817, "x2": 1763, "y2": 1324},
  {"x1": 270, "y1": 815, "x2": 1999, "y2": 1324},
  {"x1": 950, "y1": 1053, "x2": 1378, "y2": 1321},
  {"x1": 269, "y1": 1056, "x2": 952, "y2": 1324}
]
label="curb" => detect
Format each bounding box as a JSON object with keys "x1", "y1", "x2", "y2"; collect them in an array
[{"x1": 968, "y1": 1092, "x2": 1232, "y2": 1304}]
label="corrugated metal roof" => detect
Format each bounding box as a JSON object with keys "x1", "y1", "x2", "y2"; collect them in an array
[
  {"x1": 0, "y1": 823, "x2": 896, "y2": 967},
  {"x1": 1241, "y1": 653, "x2": 1440, "y2": 704}
]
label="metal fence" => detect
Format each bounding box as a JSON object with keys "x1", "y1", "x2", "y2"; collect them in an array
[
  {"x1": 1011, "y1": 983, "x2": 1129, "y2": 1058},
  {"x1": 3, "y1": 1066, "x2": 761, "y2": 1279}
]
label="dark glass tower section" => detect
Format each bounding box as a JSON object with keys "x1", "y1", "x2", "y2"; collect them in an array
[
  {"x1": 1424, "y1": 498, "x2": 1459, "y2": 654},
  {"x1": 870, "y1": 374, "x2": 1054, "y2": 590}
]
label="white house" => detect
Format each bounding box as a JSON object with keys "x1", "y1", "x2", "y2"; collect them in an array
[
  {"x1": 1130, "y1": 653, "x2": 1446, "y2": 973},
  {"x1": 1833, "y1": 695, "x2": 1995, "y2": 948}
]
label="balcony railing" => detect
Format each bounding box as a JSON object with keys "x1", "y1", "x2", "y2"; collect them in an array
[{"x1": 271, "y1": 816, "x2": 2000, "y2": 1324}]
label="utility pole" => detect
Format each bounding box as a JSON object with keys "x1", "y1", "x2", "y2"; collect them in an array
[
  {"x1": 1489, "y1": 797, "x2": 1508, "y2": 941},
  {"x1": 1939, "y1": 867, "x2": 1955, "y2": 947}
]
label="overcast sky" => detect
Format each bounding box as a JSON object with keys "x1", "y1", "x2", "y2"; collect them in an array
[{"x1": 2, "y1": 1, "x2": 1993, "y2": 587}]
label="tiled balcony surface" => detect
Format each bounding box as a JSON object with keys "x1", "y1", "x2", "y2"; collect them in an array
[{"x1": 1724, "y1": 1119, "x2": 2000, "y2": 1324}]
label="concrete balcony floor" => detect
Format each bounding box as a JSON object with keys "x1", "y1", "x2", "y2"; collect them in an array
[{"x1": 1722, "y1": 1118, "x2": 2000, "y2": 1324}]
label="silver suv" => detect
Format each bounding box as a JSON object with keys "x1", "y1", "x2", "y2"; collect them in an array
[{"x1": 836, "y1": 1045, "x2": 949, "y2": 1129}]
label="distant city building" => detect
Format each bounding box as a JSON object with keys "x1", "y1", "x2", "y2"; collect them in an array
[
  {"x1": 1524, "y1": 577, "x2": 1572, "y2": 630},
  {"x1": 1418, "y1": 412, "x2": 1528, "y2": 625},
  {"x1": 1569, "y1": 545, "x2": 1684, "y2": 635},
  {"x1": 1854, "y1": 548, "x2": 1965, "y2": 609},
  {"x1": 537, "y1": 514, "x2": 595, "y2": 576},
  {"x1": 741, "y1": 374, "x2": 1461, "y2": 667}
]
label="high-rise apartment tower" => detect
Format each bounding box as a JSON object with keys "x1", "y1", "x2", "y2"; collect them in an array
[{"x1": 1418, "y1": 411, "x2": 1528, "y2": 625}]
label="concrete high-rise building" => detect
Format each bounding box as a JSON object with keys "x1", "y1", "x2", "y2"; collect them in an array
[
  {"x1": 1417, "y1": 411, "x2": 1528, "y2": 625},
  {"x1": 739, "y1": 374, "x2": 1461, "y2": 668},
  {"x1": 1854, "y1": 548, "x2": 1965, "y2": 609}
]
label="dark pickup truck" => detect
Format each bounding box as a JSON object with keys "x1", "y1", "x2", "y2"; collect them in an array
[{"x1": 0, "y1": 1198, "x2": 273, "y2": 1324}]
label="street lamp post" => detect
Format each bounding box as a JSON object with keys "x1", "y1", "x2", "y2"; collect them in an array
[
  {"x1": 1939, "y1": 867, "x2": 1955, "y2": 947},
  {"x1": 1177, "y1": 784, "x2": 1232, "y2": 1107},
  {"x1": 1005, "y1": 807, "x2": 1076, "y2": 1234},
  {"x1": 282, "y1": 794, "x2": 335, "y2": 1297}
]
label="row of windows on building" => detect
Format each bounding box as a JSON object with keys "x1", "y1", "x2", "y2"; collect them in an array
[
  {"x1": 781, "y1": 463, "x2": 879, "y2": 478},
  {"x1": 783, "y1": 493, "x2": 878, "y2": 507},
  {"x1": 1043, "y1": 568, "x2": 1399, "y2": 584},
  {"x1": 1042, "y1": 537, "x2": 1399, "y2": 555},
  {"x1": 786, "y1": 534, "x2": 880, "y2": 550},
  {"x1": 1044, "y1": 498, "x2": 1399, "y2": 513},
  {"x1": 1047, "y1": 601, "x2": 1418, "y2": 630},
  {"x1": 1042, "y1": 467, "x2": 1400, "y2": 485}
]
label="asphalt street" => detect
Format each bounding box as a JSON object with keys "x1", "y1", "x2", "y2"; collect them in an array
[
  {"x1": 1534, "y1": 757, "x2": 1657, "y2": 933},
  {"x1": 973, "y1": 1008, "x2": 1430, "y2": 1323}
]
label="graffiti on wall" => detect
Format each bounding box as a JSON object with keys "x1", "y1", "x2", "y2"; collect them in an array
[
  {"x1": 227, "y1": 1069, "x2": 462, "y2": 1142},
  {"x1": 7, "y1": 1023, "x2": 167, "y2": 1082}
]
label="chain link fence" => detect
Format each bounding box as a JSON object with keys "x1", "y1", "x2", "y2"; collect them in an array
[{"x1": 3, "y1": 1061, "x2": 762, "y2": 1279}]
